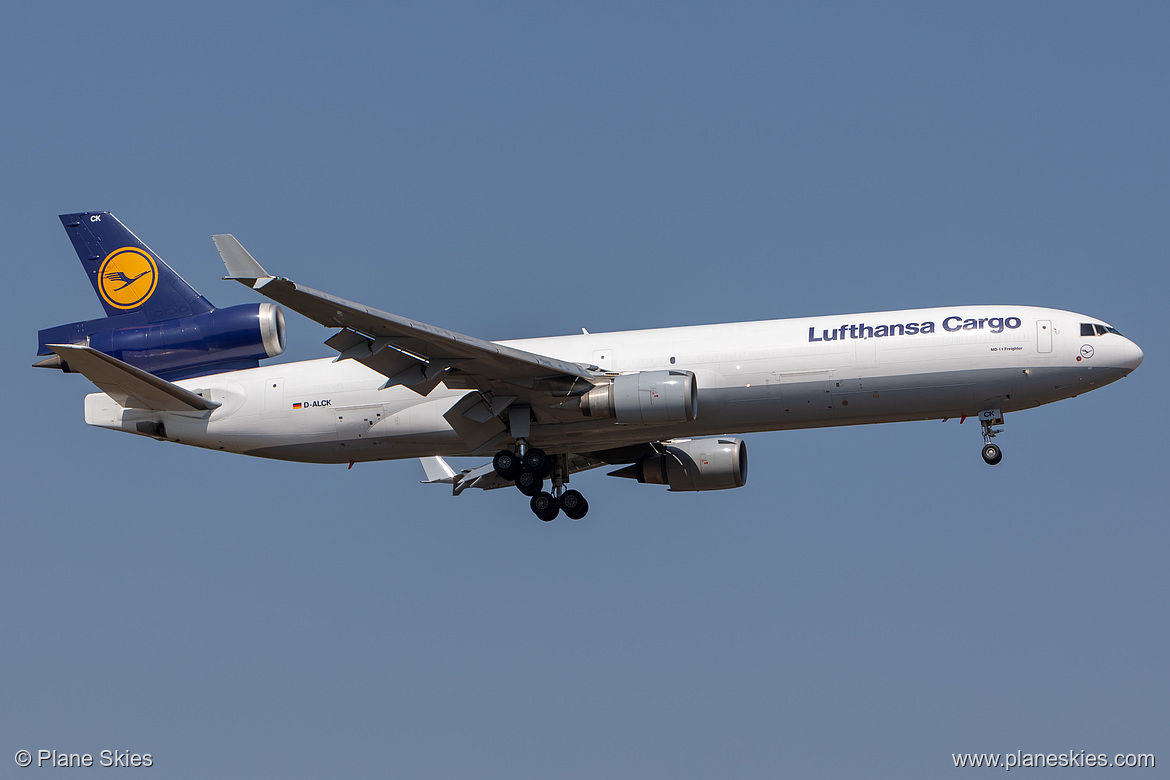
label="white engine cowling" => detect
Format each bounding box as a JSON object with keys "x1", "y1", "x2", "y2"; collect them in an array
[
  {"x1": 610, "y1": 437, "x2": 748, "y2": 491},
  {"x1": 579, "y1": 370, "x2": 698, "y2": 424}
]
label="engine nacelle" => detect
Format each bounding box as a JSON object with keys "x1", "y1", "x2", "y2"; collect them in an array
[
  {"x1": 580, "y1": 370, "x2": 698, "y2": 424},
  {"x1": 39, "y1": 302, "x2": 285, "y2": 380},
  {"x1": 610, "y1": 437, "x2": 748, "y2": 491}
]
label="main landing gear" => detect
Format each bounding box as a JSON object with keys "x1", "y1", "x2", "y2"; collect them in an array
[
  {"x1": 493, "y1": 445, "x2": 590, "y2": 521},
  {"x1": 979, "y1": 409, "x2": 1004, "y2": 465}
]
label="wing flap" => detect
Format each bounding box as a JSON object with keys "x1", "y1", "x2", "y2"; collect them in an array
[
  {"x1": 443, "y1": 392, "x2": 509, "y2": 454},
  {"x1": 48, "y1": 344, "x2": 219, "y2": 412}
]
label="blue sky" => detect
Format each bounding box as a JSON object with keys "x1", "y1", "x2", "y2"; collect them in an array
[{"x1": 2, "y1": 3, "x2": 1166, "y2": 777}]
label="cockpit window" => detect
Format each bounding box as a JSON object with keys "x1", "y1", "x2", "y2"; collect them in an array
[{"x1": 1082, "y1": 322, "x2": 1125, "y2": 337}]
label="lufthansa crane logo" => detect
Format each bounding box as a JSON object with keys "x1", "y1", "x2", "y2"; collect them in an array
[{"x1": 97, "y1": 247, "x2": 158, "y2": 310}]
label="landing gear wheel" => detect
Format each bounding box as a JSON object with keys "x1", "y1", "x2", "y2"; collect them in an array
[
  {"x1": 522, "y1": 448, "x2": 552, "y2": 479},
  {"x1": 515, "y1": 470, "x2": 543, "y2": 496},
  {"x1": 978, "y1": 409, "x2": 1004, "y2": 466},
  {"x1": 981, "y1": 443, "x2": 1003, "y2": 465},
  {"x1": 559, "y1": 489, "x2": 589, "y2": 520},
  {"x1": 493, "y1": 449, "x2": 521, "y2": 480},
  {"x1": 531, "y1": 492, "x2": 559, "y2": 521}
]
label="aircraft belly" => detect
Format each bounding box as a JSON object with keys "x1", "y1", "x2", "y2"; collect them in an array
[
  {"x1": 244, "y1": 431, "x2": 463, "y2": 463},
  {"x1": 575, "y1": 365, "x2": 1094, "y2": 441},
  {"x1": 204, "y1": 364, "x2": 1113, "y2": 464},
  {"x1": 829, "y1": 380, "x2": 976, "y2": 419}
]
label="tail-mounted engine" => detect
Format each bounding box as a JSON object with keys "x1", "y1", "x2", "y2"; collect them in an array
[
  {"x1": 579, "y1": 369, "x2": 698, "y2": 424},
  {"x1": 608, "y1": 437, "x2": 748, "y2": 491},
  {"x1": 36, "y1": 302, "x2": 286, "y2": 381}
]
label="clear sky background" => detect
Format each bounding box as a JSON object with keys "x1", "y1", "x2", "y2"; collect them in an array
[{"x1": 2, "y1": 3, "x2": 1166, "y2": 778}]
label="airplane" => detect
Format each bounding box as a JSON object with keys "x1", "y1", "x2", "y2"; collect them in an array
[{"x1": 36, "y1": 212, "x2": 1144, "y2": 521}]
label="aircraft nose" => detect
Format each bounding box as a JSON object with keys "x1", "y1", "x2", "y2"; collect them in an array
[{"x1": 1120, "y1": 338, "x2": 1144, "y2": 371}]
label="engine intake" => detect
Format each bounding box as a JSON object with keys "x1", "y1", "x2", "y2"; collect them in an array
[
  {"x1": 580, "y1": 370, "x2": 698, "y2": 424},
  {"x1": 609, "y1": 437, "x2": 748, "y2": 492}
]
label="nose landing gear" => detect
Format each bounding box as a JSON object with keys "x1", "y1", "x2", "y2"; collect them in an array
[
  {"x1": 981, "y1": 442, "x2": 1002, "y2": 465},
  {"x1": 493, "y1": 445, "x2": 591, "y2": 521},
  {"x1": 979, "y1": 409, "x2": 1004, "y2": 465}
]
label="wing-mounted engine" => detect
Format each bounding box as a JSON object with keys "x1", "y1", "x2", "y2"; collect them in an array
[
  {"x1": 608, "y1": 437, "x2": 748, "y2": 491},
  {"x1": 37, "y1": 302, "x2": 285, "y2": 381},
  {"x1": 579, "y1": 370, "x2": 698, "y2": 424}
]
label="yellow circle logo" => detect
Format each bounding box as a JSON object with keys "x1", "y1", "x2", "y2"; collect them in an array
[{"x1": 97, "y1": 247, "x2": 158, "y2": 310}]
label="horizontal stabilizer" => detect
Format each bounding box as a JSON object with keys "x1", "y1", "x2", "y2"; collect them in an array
[{"x1": 47, "y1": 344, "x2": 220, "y2": 412}]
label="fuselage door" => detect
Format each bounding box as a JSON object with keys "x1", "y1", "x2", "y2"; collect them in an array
[
  {"x1": 263, "y1": 376, "x2": 288, "y2": 417},
  {"x1": 1037, "y1": 320, "x2": 1053, "y2": 354},
  {"x1": 592, "y1": 349, "x2": 614, "y2": 371}
]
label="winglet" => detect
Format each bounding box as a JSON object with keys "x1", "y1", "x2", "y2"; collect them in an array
[
  {"x1": 212, "y1": 234, "x2": 271, "y2": 285},
  {"x1": 419, "y1": 456, "x2": 458, "y2": 483}
]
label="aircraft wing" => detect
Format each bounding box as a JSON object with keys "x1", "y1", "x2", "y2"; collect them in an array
[
  {"x1": 214, "y1": 235, "x2": 599, "y2": 402},
  {"x1": 419, "y1": 453, "x2": 609, "y2": 495}
]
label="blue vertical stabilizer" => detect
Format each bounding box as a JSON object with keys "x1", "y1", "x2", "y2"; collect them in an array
[
  {"x1": 59, "y1": 211, "x2": 215, "y2": 321},
  {"x1": 38, "y1": 212, "x2": 286, "y2": 380}
]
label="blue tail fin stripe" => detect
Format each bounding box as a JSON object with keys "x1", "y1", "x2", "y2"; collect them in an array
[{"x1": 59, "y1": 212, "x2": 214, "y2": 321}]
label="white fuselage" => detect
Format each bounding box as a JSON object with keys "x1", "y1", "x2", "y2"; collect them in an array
[{"x1": 83, "y1": 305, "x2": 1143, "y2": 463}]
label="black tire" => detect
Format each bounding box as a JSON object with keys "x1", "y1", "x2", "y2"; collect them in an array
[
  {"x1": 522, "y1": 448, "x2": 552, "y2": 479},
  {"x1": 515, "y1": 470, "x2": 543, "y2": 496},
  {"x1": 559, "y1": 490, "x2": 588, "y2": 520},
  {"x1": 982, "y1": 443, "x2": 1003, "y2": 465},
  {"x1": 493, "y1": 449, "x2": 521, "y2": 480},
  {"x1": 531, "y1": 492, "x2": 559, "y2": 521}
]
